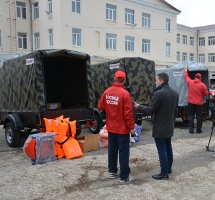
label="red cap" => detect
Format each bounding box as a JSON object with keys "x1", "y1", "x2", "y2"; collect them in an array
[
  {"x1": 114, "y1": 71, "x2": 126, "y2": 80},
  {"x1": 195, "y1": 73, "x2": 202, "y2": 79}
]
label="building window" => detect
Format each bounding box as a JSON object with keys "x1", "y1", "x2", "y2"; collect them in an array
[
  {"x1": 166, "y1": 42, "x2": 171, "y2": 56},
  {"x1": 47, "y1": 0, "x2": 52, "y2": 13},
  {"x1": 125, "y1": 36, "x2": 134, "y2": 52},
  {"x1": 166, "y1": 18, "x2": 170, "y2": 32},
  {"x1": 72, "y1": 0, "x2": 80, "y2": 14},
  {"x1": 208, "y1": 53, "x2": 215, "y2": 62},
  {"x1": 33, "y1": 2, "x2": 39, "y2": 19},
  {"x1": 177, "y1": 51, "x2": 180, "y2": 61},
  {"x1": 190, "y1": 53, "x2": 194, "y2": 61},
  {"x1": 106, "y1": 4, "x2": 116, "y2": 21},
  {"x1": 142, "y1": 39, "x2": 150, "y2": 54},
  {"x1": 198, "y1": 54, "x2": 205, "y2": 63},
  {"x1": 182, "y1": 52, "x2": 187, "y2": 61},
  {"x1": 72, "y1": 28, "x2": 81, "y2": 47},
  {"x1": 106, "y1": 33, "x2": 116, "y2": 50},
  {"x1": 18, "y1": 32, "x2": 27, "y2": 49},
  {"x1": 48, "y1": 29, "x2": 53, "y2": 47},
  {"x1": 142, "y1": 13, "x2": 150, "y2": 28},
  {"x1": 16, "y1": 2, "x2": 26, "y2": 19},
  {"x1": 182, "y1": 35, "x2": 187, "y2": 45},
  {"x1": 177, "y1": 34, "x2": 180, "y2": 43},
  {"x1": 190, "y1": 37, "x2": 194, "y2": 46},
  {"x1": 125, "y1": 8, "x2": 134, "y2": 24},
  {"x1": 208, "y1": 36, "x2": 215, "y2": 46},
  {"x1": 199, "y1": 37, "x2": 205, "y2": 46},
  {"x1": 33, "y1": 32, "x2": 40, "y2": 50}
]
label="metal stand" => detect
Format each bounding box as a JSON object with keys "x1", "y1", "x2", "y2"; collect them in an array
[{"x1": 206, "y1": 118, "x2": 215, "y2": 152}]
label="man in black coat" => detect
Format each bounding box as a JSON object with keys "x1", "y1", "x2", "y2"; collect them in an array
[{"x1": 134, "y1": 73, "x2": 179, "y2": 180}]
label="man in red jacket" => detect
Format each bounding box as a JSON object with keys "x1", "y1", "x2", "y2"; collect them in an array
[
  {"x1": 184, "y1": 66, "x2": 210, "y2": 133},
  {"x1": 98, "y1": 70, "x2": 136, "y2": 183}
]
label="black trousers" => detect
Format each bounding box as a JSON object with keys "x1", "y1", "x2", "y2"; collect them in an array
[{"x1": 188, "y1": 103, "x2": 203, "y2": 131}]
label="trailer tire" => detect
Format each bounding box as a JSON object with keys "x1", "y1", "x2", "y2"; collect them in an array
[
  {"x1": 5, "y1": 122, "x2": 21, "y2": 147},
  {"x1": 89, "y1": 114, "x2": 103, "y2": 134},
  {"x1": 204, "y1": 103, "x2": 214, "y2": 120}
]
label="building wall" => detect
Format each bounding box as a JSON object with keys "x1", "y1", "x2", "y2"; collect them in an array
[{"x1": 0, "y1": 0, "x2": 215, "y2": 71}]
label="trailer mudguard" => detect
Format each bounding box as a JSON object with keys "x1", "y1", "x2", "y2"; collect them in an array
[{"x1": 4, "y1": 114, "x2": 23, "y2": 129}]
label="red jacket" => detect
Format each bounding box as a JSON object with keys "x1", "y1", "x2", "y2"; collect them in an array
[
  {"x1": 184, "y1": 71, "x2": 209, "y2": 105},
  {"x1": 98, "y1": 82, "x2": 135, "y2": 134}
]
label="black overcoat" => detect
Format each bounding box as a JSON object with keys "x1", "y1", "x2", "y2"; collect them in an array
[{"x1": 138, "y1": 83, "x2": 179, "y2": 138}]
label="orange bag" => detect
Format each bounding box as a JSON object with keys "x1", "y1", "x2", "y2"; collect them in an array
[
  {"x1": 44, "y1": 118, "x2": 53, "y2": 132},
  {"x1": 57, "y1": 136, "x2": 83, "y2": 160},
  {"x1": 68, "y1": 120, "x2": 77, "y2": 137},
  {"x1": 54, "y1": 135, "x2": 65, "y2": 158},
  {"x1": 58, "y1": 122, "x2": 69, "y2": 137}
]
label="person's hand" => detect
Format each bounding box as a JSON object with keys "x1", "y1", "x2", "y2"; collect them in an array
[
  {"x1": 134, "y1": 102, "x2": 139, "y2": 109},
  {"x1": 130, "y1": 128, "x2": 136, "y2": 135},
  {"x1": 184, "y1": 66, "x2": 188, "y2": 71}
]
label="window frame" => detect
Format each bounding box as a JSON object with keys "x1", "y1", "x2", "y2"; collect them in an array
[
  {"x1": 18, "y1": 32, "x2": 27, "y2": 49},
  {"x1": 47, "y1": 0, "x2": 52, "y2": 13},
  {"x1": 106, "y1": 4, "x2": 116, "y2": 21},
  {"x1": 182, "y1": 52, "x2": 187, "y2": 61},
  {"x1": 208, "y1": 53, "x2": 215, "y2": 63},
  {"x1": 177, "y1": 34, "x2": 180, "y2": 43},
  {"x1": 190, "y1": 37, "x2": 194, "y2": 46},
  {"x1": 33, "y1": 32, "x2": 40, "y2": 50},
  {"x1": 182, "y1": 35, "x2": 187, "y2": 45},
  {"x1": 125, "y1": 36, "x2": 134, "y2": 52},
  {"x1": 72, "y1": 0, "x2": 80, "y2": 14},
  {"x1": 177, "y1": 51, "x2": 180, "y2": 61},
  {"x1": 199, "y1": 37, "x2": 205, "y2": 46},
  {"x1": 189, "y1": 53, "x2": 194, "y2": 61},
  {"x1": 166, "y1": 18, "x2": 170, "y2": 32},
  {"x1": 142, "y1": 39, "x2": 151, "y2": 54},
  {"x1": 33, "y1": 2, "x2": 39, "y2": 19},
  {"x1": 208, "y1": 36, "x2": 215, "y2": 46},
  {"x1": 72, "y1": 28, "x2": 82, "y2": 47},
  {"x1": 142, "y1": 13, "x2": 150, "y2": 28},
  {"x1": 48, "y1": 29, "x2": 53, "y2": 47},
  {"x1": 198, "y1": 54, "x2": 205, "y2": 63},
  {"x1": 106, "y1": 33, "x2": 117, "y2": 50},
  {"x1": 166, "y1": 42, "x2": 171, "y2": 56},
  {"x1": 125, "y1": 8, "x2": 134, "y2": 25},
  {"x1": 16, "y1": 1, "x2": 26, "y2": 19}
]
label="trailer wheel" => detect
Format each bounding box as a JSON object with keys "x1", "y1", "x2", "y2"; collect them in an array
[
  {"x1": 204, "y1": 103, "x2": 214, "y2": 120},
  {"x1": 89, "y1": 114, "x2": 103, "y2": 134},
  {"x1": 5, "y1": 122, "x2": 21, "y2": 147}
]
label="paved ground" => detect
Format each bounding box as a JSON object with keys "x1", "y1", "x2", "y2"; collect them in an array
[{"x1": 0, "y1": 118, "x2": 215, "y2": 200}]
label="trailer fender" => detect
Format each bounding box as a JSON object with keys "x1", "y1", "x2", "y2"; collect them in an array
[{"x1": 3, "y1": 114, "x2": 23, "y2": 129}]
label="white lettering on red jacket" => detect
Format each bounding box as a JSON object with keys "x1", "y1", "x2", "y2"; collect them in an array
[{"x1": 106, "y1": 95, "x2": 119, "y2": 105}]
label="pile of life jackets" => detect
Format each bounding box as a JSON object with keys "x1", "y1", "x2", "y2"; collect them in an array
[
  {"x1": 99, "y1": 125, "x2": 108, "y2": 148},
  {"x1": 43, "y1": 115, "x2": 83, "y2": 160}
]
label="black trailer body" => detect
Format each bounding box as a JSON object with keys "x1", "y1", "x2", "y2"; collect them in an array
[{"x1": 0, "y1": 49, "x2": 97, "y2": 147}]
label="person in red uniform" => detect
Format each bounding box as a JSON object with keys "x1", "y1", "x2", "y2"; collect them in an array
[
  {"x1": 98, "y1": 70, "x2": 136, "y2": 183},
  {"x1": 184, "y1": 66, "x2": 211, "y2": 133}
]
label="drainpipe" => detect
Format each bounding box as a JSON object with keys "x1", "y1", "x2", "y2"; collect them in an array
[{"x1": 29, "y1": 0, "x2": 33, "y2": 52}]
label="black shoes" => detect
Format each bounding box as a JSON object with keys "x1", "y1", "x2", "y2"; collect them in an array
[
  {"x1": 152, "y1": 173, "x2": 169, "y2": 180},
  {"x1": 189, "y1": 129, "x2": 202, "y2": 134}
]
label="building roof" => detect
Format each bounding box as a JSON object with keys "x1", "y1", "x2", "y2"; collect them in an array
[
  {"x1": 193, "y1": 24, "x2": 215, "y2": 31},
  {"x1": 160, "y1": 0, "x2": 181, "y2": 13}
]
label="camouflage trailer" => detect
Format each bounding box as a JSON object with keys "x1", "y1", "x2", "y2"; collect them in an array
[
  {"x1": 0, "y1": 49, "x2": 100, "y2": 147},
  {"x1": 88, "y1": 57, "x2": 155, "y2": 126}
]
